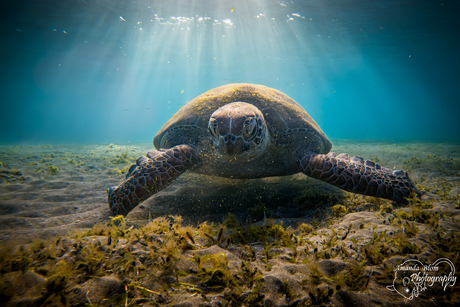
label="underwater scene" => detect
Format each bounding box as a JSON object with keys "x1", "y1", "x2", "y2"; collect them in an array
[{"x1": 1, "y1": 0, "x2": 459, "y2": 306}]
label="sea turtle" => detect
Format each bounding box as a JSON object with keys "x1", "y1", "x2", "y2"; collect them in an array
[{"x1": 108, "y1": 83, "x2": 418, "y2": 216}]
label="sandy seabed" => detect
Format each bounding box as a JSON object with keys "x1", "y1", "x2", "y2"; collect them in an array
[{"x1": 0, "y1": 140, "x2": 459, "y2": 306}]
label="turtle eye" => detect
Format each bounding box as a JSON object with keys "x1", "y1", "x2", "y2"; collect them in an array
[
  {"x1": 242, "y1": 117, "x2": 257, "y2": 141},
  {"x1": 208, "y1": 119, "x2": 219, "y2": 138}
]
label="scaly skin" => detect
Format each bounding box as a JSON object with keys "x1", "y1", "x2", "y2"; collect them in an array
[
  {"x1": 106, "y1": 85, "x2": 420, "y2": 215},
  {"x1": 298, "y1": 152, "x2": 419, "y2": 202},
  {"x1": 108, "y1": 144, "x2": 200, "y2": 216}
]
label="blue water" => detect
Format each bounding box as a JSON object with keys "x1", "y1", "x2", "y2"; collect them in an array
[{"x1": 1, "y1": 0, "x2": 459, "y2": 144}]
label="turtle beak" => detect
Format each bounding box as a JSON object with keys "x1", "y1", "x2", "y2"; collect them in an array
[
  {"x1": 225, "y1": 143, "x2": 235, "y2": 154},
  {"x1": 225, "y1": 143, "x2": 243, "y2": 155},
  {"x1": 218, "y1": 134, "x2": 244, "y2": 155}
]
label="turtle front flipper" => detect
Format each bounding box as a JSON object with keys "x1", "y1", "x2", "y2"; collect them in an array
[
  {"x1": 298, "y1": 152, "x2": 418, "y2": 202},
  {"x1": 108, "y1": 144, "x2": 200, "y2": 216}
]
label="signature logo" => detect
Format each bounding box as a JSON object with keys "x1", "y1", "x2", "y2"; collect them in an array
[{"x1": 386, "y1": 258, "x2": 457, "y2": 301}]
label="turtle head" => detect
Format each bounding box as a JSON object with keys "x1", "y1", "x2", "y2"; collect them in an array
[{"x1": 208, "y1": 102, "x2": 267, "y2": 159}]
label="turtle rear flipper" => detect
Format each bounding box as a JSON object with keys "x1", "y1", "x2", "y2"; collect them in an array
[
  {"x1": 108, "y1": 144, "x2": 200, "y2": 216},
  {"x1": 298, "y1": 152, "x2": 419, "y2": 202}
]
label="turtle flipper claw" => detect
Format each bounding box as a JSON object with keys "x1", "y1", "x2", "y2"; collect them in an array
[
  {"x1": 108, "y1": 144, "x2": 200, "y2": 216},
  {"x1": 299, "y1": 152, "x2": 419, "y2": 202}
]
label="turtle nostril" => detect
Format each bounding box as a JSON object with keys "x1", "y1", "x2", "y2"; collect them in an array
[{"x1": 223, "y1": 134, "x2": 236, "y2": 144}]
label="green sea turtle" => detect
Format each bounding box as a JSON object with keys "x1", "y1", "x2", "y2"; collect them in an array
[{"x1": 108, "y1": 83, "x2": 418, "y2": 216}]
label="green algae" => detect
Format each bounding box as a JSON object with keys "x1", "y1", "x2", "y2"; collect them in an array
[
  {"x1": 0, "y1": 142, "x2": 458, "y2": 305},
  {"x1": 45, "y1": 164, "x2": 60, "y2": 175},
  {"x1": 343, "y1": 260, "x2": 366, "y2": 291},
  {"x1": 379, "y1": 203, "x2": 394, "y2": 214},
  {"x1": 0, "y1": 168, "x2": 25, "y2": 183},
  {"x1": 1, "y1": 165, "x2": 460, "y2": 307},
  {"x1": 0, "y1": 211, "x2": 457, "y2": 306},
  {"x1": 332, "y1": 204, "x2": 347, "y2": 217},
  {"x1": 308, "y1": 286, "x2": 333, "y2": 305}
]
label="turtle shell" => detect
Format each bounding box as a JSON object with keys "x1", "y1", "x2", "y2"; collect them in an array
[{"x1": 154, "y1": 83, "x2": 331, "y2": 153}]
